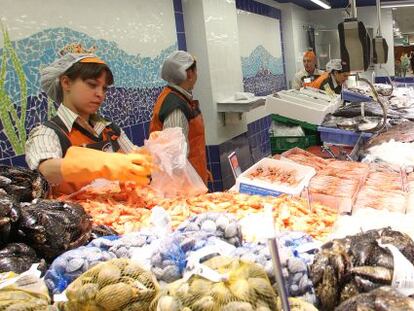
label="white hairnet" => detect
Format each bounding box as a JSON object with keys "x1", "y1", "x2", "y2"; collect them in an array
[
  {"x1": 40, "y1": 53, "x2": 98, "y2": 102},
  {"x1": 326, "y1": 59, "x2": 343, "y2": 73},
  {"x1": 161, "y1": 50, "x2": 196, "y2": 85}
]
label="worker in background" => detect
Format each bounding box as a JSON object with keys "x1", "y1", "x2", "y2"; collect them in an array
[
  {"x1": 150, "y1": 50, "x2": 210, "y2": 184},
  {"x1": 292, "y1": 50, "x2": 324, "y2": 90},
  {"x1": 26, "y1": 53, "x2": 151, "y2": 195},
  {"x1": 401, "y1": 53, "x2": 410, "y2": 78},
  {"x1": 309, "y1": 59, "x2": 350, "y2": 95}
]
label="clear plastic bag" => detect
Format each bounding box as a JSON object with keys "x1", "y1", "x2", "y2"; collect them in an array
[{"x1": 145, "y1": 128, "x2": 208, "y2": 198}]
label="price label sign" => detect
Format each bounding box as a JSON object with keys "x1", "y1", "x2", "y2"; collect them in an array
[{"x1": 228, "y1": 151, "x2": 242, "y2": 179}]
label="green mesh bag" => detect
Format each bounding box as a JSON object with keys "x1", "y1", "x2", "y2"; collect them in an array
[{"x1": 59, "y1": 259, "x2": 159, "y2": 311}]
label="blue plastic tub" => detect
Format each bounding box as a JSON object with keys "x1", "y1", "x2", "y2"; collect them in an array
[
  {"x1": 341, "y1": 89, "x2": 372, "y2": 103},
  {"x1": 318, "y1": 126, "x2": 373, "y2": 146}
]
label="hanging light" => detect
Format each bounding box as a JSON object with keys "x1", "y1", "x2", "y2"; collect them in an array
[
  {"x1": 381, "y1": 0, "x2": 414, "y2": 8},
  {"x1": 309, "y1": 0, "x2": 331, "y2": 9}
]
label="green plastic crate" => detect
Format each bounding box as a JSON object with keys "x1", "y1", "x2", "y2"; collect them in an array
[
  {"x1": 270, "y1": 114, "x2": 320, "y2": 155},
  {"x1": 271, "y1": 114, "x2": 318, "y2": 132}
]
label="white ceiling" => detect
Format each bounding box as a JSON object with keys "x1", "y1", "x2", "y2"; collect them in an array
[{"x1": 393, "y1": 7, "x2": 414, "y2": 34}]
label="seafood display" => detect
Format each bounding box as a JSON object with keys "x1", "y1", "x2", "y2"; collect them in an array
[
  {"x1": 58, "y1": 259, "x2": 159, "y2": 311},
  {"x1": 366, "y1": 121, "x2": 414, "y2": 148},
  {"x1": 335, "y1": 287, "x2": 414, "y2": 311},
  {"x1": 90, "y1": 224, "x2": 119, "y2": 240},
  {"x1": 16, "y1": 200, "x2": 92, "y2": 260},
  {"x1": 331, "y1": 207, "x2": 414, "y2": 241},
  {"x1": 157, "y1": 193, "x2": 337, "y2": 240},
  {"x1": 177, "y1": 212, "x2": 243, "y2": 247},
  {"x1": 153, "y1": 256, "x2": 279, "y2": 310},
  {"x1": 0, "y1": 269, "x2": 55, "y2": 311},
  {"x1": 299, "y1": 157, "x2": 368, "y2": 213},
  {"x1": 280, "y1": 148, "x2": 329, "y2": 171},
  {"x1": 64, "y1": 181, "x2": 337, "y2": 241},
  {"x1": 0, "y1": 243, "x2": 40, "y2": 274},
  {"x1": 0, "y1": 194, "x2": 20, "y2": 248},
  {"x1": 407, "y1": 173, "x2": 414, "y2": 214},
  {"x1": 247, "y1": 166, "x2": 299, "y2": 186},
  {"x1": 1, "y1": 145, "x2": 414, "y2": 310},
  {"x1": 62, "y1": 182, "x2": 155, "y2": 234},
  {"x1": 0, "y1": 165, "x2": 49, "y2": 202},
  {"x1": 364, "y1": 139, "x2": 414, "y2": 169},
  {"x1": 231, "y1": 241, "x2": 316, "y2": 303},
  {"x1": 44, "y1": 246, "x2": 116, "y2": 294},
  {"x1": 354, "y1": 164, "x2": 407, "y2": 212},
  {"x1": 310, "y1": 228, "x2": 414, "y2": 310}
]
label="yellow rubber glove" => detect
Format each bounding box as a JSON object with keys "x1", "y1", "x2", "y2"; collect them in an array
[{"x1": 61, "y1": 146, "x2": 151, "y2": 186}]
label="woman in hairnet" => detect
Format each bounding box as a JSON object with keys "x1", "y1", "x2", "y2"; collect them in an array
[
  {"x1": 25, "y1": 53, "x2": 151, "y2": 195},
  {"x1": 150, "y1": 50, "x2": 210, "y2": 184},
  {"x1": 292, "y1": 50, "x2": 324, "y2": 90},
  {"x1": 309, "y1": 59, "x2": 350, "y2": 95}
]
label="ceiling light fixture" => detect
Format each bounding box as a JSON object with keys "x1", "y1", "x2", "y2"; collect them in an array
[
  {"x1": 381, "y1": 0, "x2": 414, "y2": 8},
  {"x1": 309, "y1": 0, "x2": 331, "y2": 9}
]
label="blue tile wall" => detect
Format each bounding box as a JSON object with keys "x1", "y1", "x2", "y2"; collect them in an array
[
  {"x1": 173, "y1": 0, "x2": 187, "y2": 51},
  {"x1": 206, "y1": 145, "x2": 222, "y2": 192},
  {"x1": 206, "y1": 115, "x2": 272, "y2": 191},
  {"x1": 218, "y1": 132, "x2": 255, "y2": 190},
  {"x1": 236, "y1": 0, "x2": 287, "y2": 95},
  {"x1": 375, "y1": 76, "x2": 414, "y2": 86}
]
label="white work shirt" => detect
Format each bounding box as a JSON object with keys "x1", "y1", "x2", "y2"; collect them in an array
[{"x1": 292, "y1": 68, "x2": 324, "y2": 90}]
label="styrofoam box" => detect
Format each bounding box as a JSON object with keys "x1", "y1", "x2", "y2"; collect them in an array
[
  {"x1": 266, "y1": 95, "x2": 337, "y2": 125},
  {"x1": 235, "y1": 158, "x2": 316, "y2": 197}
]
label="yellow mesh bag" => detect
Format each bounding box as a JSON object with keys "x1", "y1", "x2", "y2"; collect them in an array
[
  {"x1": 59, "y1": 259, "x2": 159, "y2": 311},
  {"x1": 153, "y1": 256, "x2": 278, "y2": 311},
  {"x1": 0, "y1": 272, "x2": 54, "y2": 311}
]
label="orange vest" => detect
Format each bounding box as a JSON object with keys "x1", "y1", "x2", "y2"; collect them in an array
[
  {"x1": 150, "y1": 87, "x2": 210, "y2": 184},
  {"x1": 44, "y1": 116, "x2": 121, "y2": 195}
]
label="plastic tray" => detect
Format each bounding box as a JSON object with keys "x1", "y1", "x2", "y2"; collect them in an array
[
  {"x1": 235, "y1": 158, "x2": 316, "y2": 197},
  {"x1": 318, "y1": 126, "x2": 373, "y2": 146}
]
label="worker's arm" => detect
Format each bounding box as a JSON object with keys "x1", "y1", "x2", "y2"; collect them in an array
[
  {"x1": 163, "y1": 109, "x2": 190, "y2": 156},
  {"x1": 26, "y1": 126, "x2": 151, "y2": 186},
  {"x1": 291, "y1": 72, "x2": 302, "y2": 90},
  {"x1": 25, "y1": 125, "x2": 64, "y2": 184}
]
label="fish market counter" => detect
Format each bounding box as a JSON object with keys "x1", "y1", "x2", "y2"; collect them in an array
[{"x1": 1, "y1": 150, "x2": 414, "y2": 310}]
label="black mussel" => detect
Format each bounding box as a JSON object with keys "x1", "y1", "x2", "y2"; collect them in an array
[
  {"x1": 0, "y1": 243, "x2": 38, "y2": 273},
  {"x1": 16, "y1": 200, "x2": 92, "y2": 261}
]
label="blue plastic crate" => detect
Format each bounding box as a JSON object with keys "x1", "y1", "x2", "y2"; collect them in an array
[
  {"x1": 318, "y1": 126, "x2": 373, "y2": 146},
  {"x1": 341, "y1": 89, "x2": 372, "y2": 103}
]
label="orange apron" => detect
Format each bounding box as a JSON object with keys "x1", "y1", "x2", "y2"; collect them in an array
[
  {"x1": 150, "y1": 87, "x2": 210, "y2": 184},
  {"x1": 44, "y1": 116, "x2": 121, "y2": 195}
]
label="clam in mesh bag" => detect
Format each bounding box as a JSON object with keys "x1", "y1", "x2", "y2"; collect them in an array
[
  {"x1": 0, "y1": 272, "x2": 56, "y2": 311},
  {"x1": 59, "y1": 259, "x2": 159, "y2": 311},
  {"x1": 152, "y1": 256, "x2": 279, "y2": 311}
]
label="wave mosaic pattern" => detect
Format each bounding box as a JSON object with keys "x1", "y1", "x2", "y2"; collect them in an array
[
  {"x1": 0, "y1": 0, "x2": 179, "y2": 162},
  {"x1": 236, "y1": 1, "x2": 286, "y2": 96}
]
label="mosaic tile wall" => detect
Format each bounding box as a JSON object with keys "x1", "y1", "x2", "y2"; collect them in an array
[
  {"x1": 236, "y1": 0, "x2": 286, "y2": 96},
  {"x1": 0, "y1": 0, "x2": 185, "y2": 166}
]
